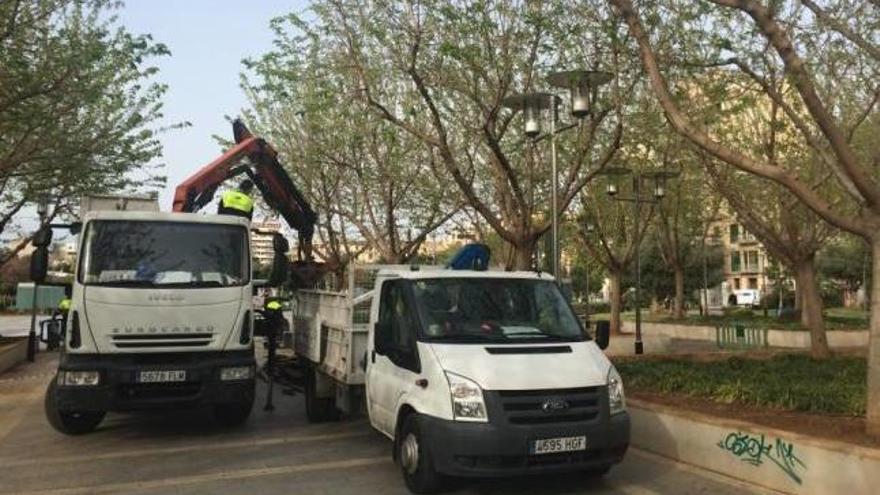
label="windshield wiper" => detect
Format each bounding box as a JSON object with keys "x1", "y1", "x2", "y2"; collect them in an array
[
  {"x1": 425, "y1": 333, "x2": 501, "y2": 342},
  {"x1": 91, "y1": 280, "x2": 157, "y2": 287},
  {"x1": 156, "y1": 281, "x2": 226, "y2": 288},
  {"x1": 503, "y1": 332, "x2": 580, "y2": 342}
]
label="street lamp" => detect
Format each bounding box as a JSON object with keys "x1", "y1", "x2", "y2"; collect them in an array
[
  {"x1": 599, "y1": 167, "x2": 679, "y2": 355},
  {"x1": 501, "y1": 70, "x2": 612, "y2": 281},
  {"x1": 584, "y1": 223, "x2": 596, "y2": 317}
]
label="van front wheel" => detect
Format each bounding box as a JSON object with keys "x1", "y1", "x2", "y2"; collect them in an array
[{"x1": 398, "y1": 414, "x2": 444, "y2": 494}]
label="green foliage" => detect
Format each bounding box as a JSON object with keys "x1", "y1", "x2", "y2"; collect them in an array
[
  {"x1": 616, "y1": 354, "x2": 866, "y2": 416},
  {"x1": 818, "y1": 236, "x2": 872, "y2": 292},
  {"x1": 619, "y1": 241, "x2": 724, "y2": 302},
  {"x1": 0, "y1": 0, "x2": 175, "y2": 261}
]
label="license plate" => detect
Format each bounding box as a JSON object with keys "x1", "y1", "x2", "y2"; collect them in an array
[
  {"x1": 531, "y1": 436, "x2": 587, "y2": 455},
  {"x1": 137, "y1": 370, "x2": 186, "y2": 383}
]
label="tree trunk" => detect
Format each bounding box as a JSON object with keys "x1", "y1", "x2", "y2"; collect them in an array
[
  {"x1": 510, "y1": 240, "x2": 535, "y2": 271},
  {"x1": 673, "y1": 265, "x2": 685, "y2": 318},
  {"x1": 609, "y1": 270, "x2": 623, "y2": 334},
  {"x1": 866, "y1": 237, "x2": 880, "y2": 436},
  {"x1": 794, "y1": 258, "x2": 830, "y2": 359}
]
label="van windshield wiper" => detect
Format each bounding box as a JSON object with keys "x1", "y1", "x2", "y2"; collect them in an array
[{"x1": 424, "y1": 333, "x2": 500, "y2": 342}]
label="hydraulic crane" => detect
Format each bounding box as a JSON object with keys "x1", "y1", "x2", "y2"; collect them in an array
[{"x1": 172, "y1": 119, "x2": 322, "y2": 285}]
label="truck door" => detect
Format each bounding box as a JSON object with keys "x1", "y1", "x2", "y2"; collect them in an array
[{"x1": 366, "y1": 280, "x2": 421, "y2": 436}]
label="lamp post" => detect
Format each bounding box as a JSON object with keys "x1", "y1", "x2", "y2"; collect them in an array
[
  {"x1": 600, "y1": 167, "x2": 679, "y2": 355},
  {"x1": 584, "y1": 223, "x2": 595, "y2": 316},
  {"x1": 501, "y1": 70, "x2": 612, "y2": 280},
  {"x1": 28, "y1": 199, "x2": 50, "y2": 362}
]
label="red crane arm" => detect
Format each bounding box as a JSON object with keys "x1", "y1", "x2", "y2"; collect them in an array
[
  {"x1": 171, "y1": 119, "x2": 317, "y2": 261},
  {"x1": 171, "y1": 137, "x2": 261, "y2": 213}
]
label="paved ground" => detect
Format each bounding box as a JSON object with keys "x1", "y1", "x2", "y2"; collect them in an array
[{"x1": 0, "y1": 350, "x2": 774, "y2": 495}]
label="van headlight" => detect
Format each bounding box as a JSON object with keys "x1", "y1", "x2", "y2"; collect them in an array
[
  {"x1": 445, "y1": 372, "x2": 487, "y2": 422},
  {"x1": 607, "y1": 365, "x2": 626, "y2": 415},
  {"x1": 58, "y1": 370, "x2": 100, "y2": 386}
]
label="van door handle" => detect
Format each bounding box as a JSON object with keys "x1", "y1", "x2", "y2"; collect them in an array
[{"x1": 371, "y1": 350, "x2": 376, "y2": 363}]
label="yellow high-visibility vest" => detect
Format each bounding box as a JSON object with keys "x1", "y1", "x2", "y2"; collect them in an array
[
  {"x1": 58, "y1": 298, "x2": 71, "y2": 311},
  {"x1": 266, "y1": 300, "x2": 282, "y2": 311},
  {"x1": 220, "y1": 190, "x2": 254, "y2": 213}
]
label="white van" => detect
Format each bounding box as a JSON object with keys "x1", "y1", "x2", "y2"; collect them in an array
[{"x1": 293, "y1": 265, "x2": 630, "y2": 493}]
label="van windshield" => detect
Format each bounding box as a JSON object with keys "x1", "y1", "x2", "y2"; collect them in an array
[
  {"x1": 411, "y1": 278, "x2": 585, "y2": 343},
  {"x1": 79, "y1": 220, "x2": 249, "y2": 288}
]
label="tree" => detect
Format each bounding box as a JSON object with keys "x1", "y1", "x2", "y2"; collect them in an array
[
  {"x1": 607, "y1": 0, "x2": 880, "y2": 432},
  {"x1": 1, "y1": 0, "x2": 173, "y2": 264},
  {"x1": 317, "y1": 0, "x2": 626, "y2": 268},
  {"x1": 818, "y1": 236, "x2": 872, "y2": 307},
  {"x1": 242, "y1": 12, "x2": 458, "y2": 268},
  {"x1": 577, "y1": 184, "x2": 653, "y2": 333}
]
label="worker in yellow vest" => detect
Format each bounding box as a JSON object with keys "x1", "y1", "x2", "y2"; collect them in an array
[
  {"x1": 262, "y1": 297, "x2": 285, "y2": 411},
  {"x1": 217, "y1": 179, "x2": 255, "y2": 220}
]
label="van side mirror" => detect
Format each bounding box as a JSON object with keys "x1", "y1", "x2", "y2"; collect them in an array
[
  {"x1": 374, "y1": 322, "x2": 392, "y2": 355},
  {"x1": 595, "y1": 320, "x2": 610, "y2": 351},
  {"x1": 30, "y1": 246, "x2": 50, "y2": 283}
]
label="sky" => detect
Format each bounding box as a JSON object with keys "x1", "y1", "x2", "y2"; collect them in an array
[{"x1": 117, "y1": 0, "x2": 308, "y2": 209}]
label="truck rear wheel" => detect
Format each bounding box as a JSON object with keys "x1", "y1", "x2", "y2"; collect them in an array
[
  {"x1": 305, "y1": 368, "x2": 338, "y2": 422},
  {"x1": 44, "y1": 380, "x2": 105, "y2": 435},
  {"x1": 398, "y1": 413, "x2": 444, "y2": 494},
  {"x1": 213, "y1": 379, "x2": 255, "y2": 427}
]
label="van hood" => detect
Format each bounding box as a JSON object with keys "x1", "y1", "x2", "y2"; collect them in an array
[
  {"x1": 427, "y1": 341, "x2": 610, "y2": 390},
  {"x1": 83, "y1": 286, "x2": 247, "y2": 353}
]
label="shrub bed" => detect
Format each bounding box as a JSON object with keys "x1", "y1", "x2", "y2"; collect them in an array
[{"x1": 615, "y1": 354, "x2": 866, "y2": 416}]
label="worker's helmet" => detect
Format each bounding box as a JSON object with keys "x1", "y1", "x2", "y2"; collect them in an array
[{"x1": 239, "y1": 179, "x2": 254, "y2": 193}]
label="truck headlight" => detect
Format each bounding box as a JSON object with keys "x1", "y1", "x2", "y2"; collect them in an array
[
  {"x1": 607, "y1": 365, "x2": 626, "y2": 415},
  {"x1": 220, "y1": 366, "x2": 254, "y2": 381},
  {"x1": 445, "y1": 372, "x2": 487, "y2": 422},
  {"x1": 58, "y1": 370, "x2": 100, "y2": 386}
]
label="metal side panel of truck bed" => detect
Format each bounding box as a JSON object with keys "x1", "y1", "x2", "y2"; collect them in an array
[{"x1": 292, "y1": 289, "x2": 370, "y2": 386}]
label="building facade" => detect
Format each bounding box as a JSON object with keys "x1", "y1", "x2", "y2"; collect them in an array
[
  {"x1": 251, "y1": 219, "x2": 284, "y2": 267},
  {"x1": 707, "y1": 218, "x2": 772, "y2": 306}
]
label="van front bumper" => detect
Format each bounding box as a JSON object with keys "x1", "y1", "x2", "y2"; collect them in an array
[
  {"x1": 53, "y1": 351, "x2": 255, "y2": 412},
  {"x1": 419, "y1": 411, "x2": 630, "y2": 477}
]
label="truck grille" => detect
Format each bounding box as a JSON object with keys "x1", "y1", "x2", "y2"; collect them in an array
[
  {"x1": 112, "y1": 333, "x2": 214, "y2": 348},
  {"x1": 495, "y1": 387, "x2": 601, "y2": 425}
]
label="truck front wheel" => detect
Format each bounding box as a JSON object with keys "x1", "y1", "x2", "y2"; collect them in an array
[
  {"x1": 398, "y1": 414, "x2": 444, "y2": 494},
  {"x1": 44, "y1": 380, "x2": 105, "y2": 435},
  {"x1": 213, "y1": 380, "x2": 255, "y2": 427},
  {"x1": 304, "y1": 368, "x2": 339, "y2": 422}
]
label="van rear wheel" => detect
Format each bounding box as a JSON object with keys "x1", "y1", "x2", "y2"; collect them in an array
[
  {"x1": 304, "y1": 368, "x2": 338, "y2": 422},
  {"x1": 44, "y1": 379, "x2": 105, "y2": 435}
]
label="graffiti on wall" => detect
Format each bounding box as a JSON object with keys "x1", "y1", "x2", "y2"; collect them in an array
[{"x1": 718, "y1": 431, "x2": 807, "y2": 484}]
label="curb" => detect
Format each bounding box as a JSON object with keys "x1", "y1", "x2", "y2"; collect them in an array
[{"x1": 628, "y1": 398, "x2": 880, "y2": 495}]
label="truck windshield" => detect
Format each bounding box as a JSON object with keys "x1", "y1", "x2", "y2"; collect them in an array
[
  {"x1": 79, "y1": 221, "x2": 249, "y2": 287},
  {"x1": 411, "y1": 278, "x2": 585, "y2": 343}
]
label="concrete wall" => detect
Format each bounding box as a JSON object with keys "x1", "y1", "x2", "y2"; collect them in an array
[
  {"x1": 620, "y1": 321, "x2": 868, "y2": 348},
  {"x1": 0, "y1": 338, "x2": 27, "y2": 374},
  {"x1": 629, "y1": 399, "x2": 880, "y2": 495}
]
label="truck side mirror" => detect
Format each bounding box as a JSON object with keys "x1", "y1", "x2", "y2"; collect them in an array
[
  {"x1": 595, "y1": 320, "x2": 610, "y2": 350},
  {"x1": 32, "y1": 226, "x2": 53, "y2": 247},
  {"x1": 69, "y1": 222, "x2": 82, "y2": 235},
  {"x1": 267, "y1": 234, "x2": 289, "y2": 287},
  {"x1": 30, "y1": 246, "x2": 49, "y2": 283},
  {"x1": 374, "y1": 322, "x2": 392, "y2": 355}
]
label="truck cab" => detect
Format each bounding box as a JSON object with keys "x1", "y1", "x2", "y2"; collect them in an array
[
  {"x1": 366, "y1": 269, "x2": 629, "y2": 492},
  {"x1": 43, "y1": 206, "x2": 261, "y2": 434}
]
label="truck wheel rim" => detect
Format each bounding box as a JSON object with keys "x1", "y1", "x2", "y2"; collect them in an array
[{"x1": 401, "y1": 433, "x2": 419, "y2": 474}]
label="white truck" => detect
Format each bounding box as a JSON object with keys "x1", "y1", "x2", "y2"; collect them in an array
[
  {"x1": 37, "y1": 195, "x2": 287, "y2": 434},
  {"x1": 293, "y1": 263, "x2": 630, "y2": 493}
]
